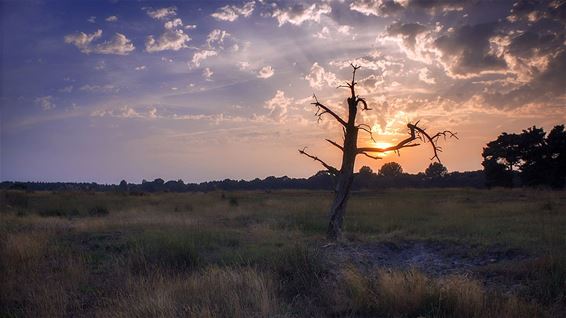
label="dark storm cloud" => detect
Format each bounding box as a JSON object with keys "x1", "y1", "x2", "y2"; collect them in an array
[
  {"x1": 507, "y1": 30, "x2": 561, "y2": 57},
  {"x1": 386, "y1": 22, "x2": 427, "y2": 50},
  {"x1": 434, "y1": 23, "x2": 507, "y2": 77},
  {"x1": 484, "y1": 50, "x2": 566, "y2": 108}
]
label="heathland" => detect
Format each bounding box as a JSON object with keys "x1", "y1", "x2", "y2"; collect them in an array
[{"x1": 1, "y1": 188, "x2": 565, "y2": 317}]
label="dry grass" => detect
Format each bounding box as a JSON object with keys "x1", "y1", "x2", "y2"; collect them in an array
[
  {"x1": 104, "y1": 267, "x2": 277, "y2": 318},
  {"x1": 0, "y1": 227, "x2": 88, "y2": 317},
  {"x1": 326, "y1": 267, "x2": 541, "y2": 317},
  {"x1": 0, "y1": 188, "x2": 564, "y2": 317}
]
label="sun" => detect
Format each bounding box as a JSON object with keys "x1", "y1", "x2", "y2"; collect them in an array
[{"x1": 373, "y1": 141, "x2": 394, "y2": 154}]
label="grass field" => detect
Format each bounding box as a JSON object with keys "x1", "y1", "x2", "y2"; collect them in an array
[{"x1": 1, "y1": 188, "x2": 565, "y2": 317}]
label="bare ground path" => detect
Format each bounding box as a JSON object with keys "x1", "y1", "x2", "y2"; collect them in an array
[{"x1": 324, "y1": 240, "x2": 535, "y2": 293}]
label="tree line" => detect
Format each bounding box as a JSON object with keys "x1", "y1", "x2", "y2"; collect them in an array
[
  {"x1": 482, "y1": 125, "x2": 566, "y2": 189},
  {"x1": 0, "y1": 164, "x2": 484, "y2": 193}
]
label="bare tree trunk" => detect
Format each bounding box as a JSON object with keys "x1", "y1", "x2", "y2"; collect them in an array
[
  {"x1": 327, "y1": 98, "x2": 358, "y2": 241},
  {"x1": 299, "y1": 64, "x2": 456, "y2": 242}
]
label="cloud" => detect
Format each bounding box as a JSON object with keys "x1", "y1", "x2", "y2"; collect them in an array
[
  {"x1": 59, "y1": 85, "x2": 73, "y2": 93},
  {"x1": 202, "y1": 67, "x2": 214, "y2": 80},
  {"x1": 88, "y1": 16, "x2": 96, "y2": 23},
  {"x1": 35, "y1": 96, "x2": 55, "y2": 110},
  {"x1": 305, "y1": 62, "x2": 338, "y2": 88},
  {"x1": 408, "y1": 0, "x2": 467, "y2": 13},
  {"x1": 271, "y1": 3, "x2": 331, "y2": 26},
  {"x1": 349, "y1": 0, "x2": 404, "y2": 17},
  {"x1": 433, "y1": 23, "x2": 507, "y2": 78},
  {"x1": 418, "y1": 67, "x2": 436, "y2": 84},
  {"x1": 211, "y1": 1, "x2": 255, "y2": 22},
  {"x1": 144, "y1": 6, "x2": 177, "y2": 20},
  {"x1": 91, "y1": 106, "x2": 158, "y2": 119},
  {"x1": 106, "y1": 16, "x2": 118, "y2": 22},
  {"x1": 337, "y1": 25, "x2": 353, "y2": 35},
  {"x1": 207, "y1": 29, "x2": 230, "y2": 48},
  {"x1": 135, "y1": 65, "x2": 146, "y2": 71},
  {"x1": 314, "y1": 26, "x2": 330, "y2": 39},
  {"x1": 64, "y1": 30, "x2": 134, "y2": 55},
  {"x1": 79, "y1": 84, "x2": 119, "y2": 93},
  {"x1": 145, "y1": 29, "x2": 191, "y2": 52},
  {"x1": 484, "y1": 50, "x2": 566, "y2": 108},
  {"x1": 349, "y1": 0, "x2": 467, "y2": 17},
  {"x1": 264, "y1": 90, "x2": 291, "y2": 122},
  {"x1": 64, "y1": 29, "x2": 102, "y2": 51},
  {"x1": 191, "y1": 49, "x2": 218, "y2": 67},
  {"x1": 94, "y1": 33, "x2": 135, "y2": 55},
  {"x1": 238, "y1": 61, "x2": 250, "y2": 70},
  {"x1": 257, "y1": 66, "x2": 274, "y2": 79},
  {"x1": 386, "y1": 22, "x2": 427, "y2": 50},
  {"x1": 164, "y1": 18, "x2": 183, "y2": 30}
]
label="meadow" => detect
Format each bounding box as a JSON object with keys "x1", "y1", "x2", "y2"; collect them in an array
[{"x1": 1, "y1": 188, "x2": 565, "y2": 317}]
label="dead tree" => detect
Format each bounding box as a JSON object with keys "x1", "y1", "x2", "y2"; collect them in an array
[{"x1": 299, "y1": 64, "x2": 457, "y2": 241}]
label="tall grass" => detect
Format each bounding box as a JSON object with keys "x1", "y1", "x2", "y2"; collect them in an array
[
  {"x1": 1, "y1": 188, "x2": 564, "y2": 317},
  {"x1": 106, "y1": 267, "x2": 277, "y2": 318}
]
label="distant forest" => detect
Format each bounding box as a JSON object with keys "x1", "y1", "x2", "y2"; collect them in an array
[{"x1": 0, "y1": 168, "x2": 486, "y2": 192}]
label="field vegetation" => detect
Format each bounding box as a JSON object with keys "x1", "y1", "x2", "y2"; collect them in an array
[{"x1": 1, "y1": 188, "x2": 565, "y2": 317}]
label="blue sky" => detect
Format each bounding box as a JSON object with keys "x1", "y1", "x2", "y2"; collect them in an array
[{"x1": 1, "y1": 0, "x2": 565, "y2": 183}]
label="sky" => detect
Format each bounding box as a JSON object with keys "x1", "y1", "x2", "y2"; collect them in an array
[{"x1": 1, "y1": 0, "x2": 565, "y2": 184}]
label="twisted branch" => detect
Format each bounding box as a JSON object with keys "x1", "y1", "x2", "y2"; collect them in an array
[
  {"x1": 357, "y1": 124, "x2": 376, "y2": 142},
  {"x1": 298, "y1": 147, "x2": 339, "y2": 175},
  {"x1": 357, "y1": 122, "x2": 457, "y2": 163},
  {"x1": 312, "y1": 94, "x2": 347, "y2": 127}
]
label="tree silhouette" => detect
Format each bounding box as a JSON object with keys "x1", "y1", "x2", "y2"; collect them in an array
[
  {"x1": 359, "y1": 165, "x2": 374, "y2": 175},
  {"x1": 299, "y1": 64, "x2": 457, "y2": 240},
  {"x1": 482, "y1": 125, "x2": 566, "y2": 188},
  {"x1": 378, "y1": 162, "x2": 403, "y2": 177},
  {"x1": 425, "y1": 162, "x2": 448, "y2": 179},
  {"x1": 547, "y1": 125, "x2": 566, "y2": 188}
]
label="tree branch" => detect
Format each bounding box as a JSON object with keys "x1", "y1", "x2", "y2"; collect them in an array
[
  {"x1": 350, "y1": 64, "x2": 361, "y2": 97},
  {"x1": 298, "y1": 147, "x2": 339, "y2": 175},
  {"x1": 359, "y1": 151, "x2": 382, "y2": 160},
  {"x1": 356, "y1": 122, "x2": 457, "y2": 163},
  {"x1": 357, "y1": 97, "x2": 371, "y2": 111},
  {"x1": 325, "y1": 139, "x2": 343, "y2": 151},
  {"x1": 357, "y1": 124, "x2": 375, "y2": 142},
  {"x1": 312, "y1": 94, "x2": 347, "y2": 127},
  {"x1": 409, "y1": 124, "x2": 458, "y2": 162}
]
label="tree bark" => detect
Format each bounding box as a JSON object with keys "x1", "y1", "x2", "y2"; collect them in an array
[{"x1": 327, "y1": 97, "x2": 358, "y2": 241}]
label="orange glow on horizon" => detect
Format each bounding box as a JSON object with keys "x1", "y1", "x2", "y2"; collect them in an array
[{"x1": 372, "y1": 141, "x2": 394, "y2": 155}]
